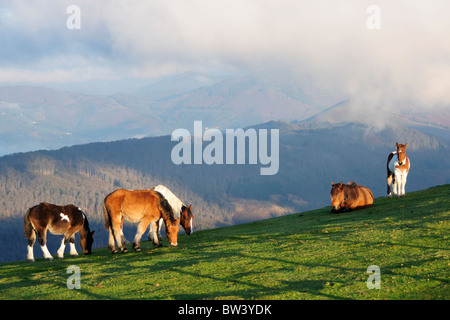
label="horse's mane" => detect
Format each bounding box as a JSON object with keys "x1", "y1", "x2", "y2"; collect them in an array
[
  {"x1": 153, "y1": 185, "x2": 184, "y2": 219},
  {"x1": 82, "y1": 211, "x2": 91, "y2": 230},
  {"x1": 343, "y1": 183, "x2": 359, "y2": 200},
  {"x1": 151, "y1": 190, "x2": 177, "y2": 223},
  {"x1": 342, "y1": 182, "x2": 373, "y2": 200}
]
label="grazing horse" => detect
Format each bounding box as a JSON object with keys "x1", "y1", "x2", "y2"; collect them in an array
[
  {"x1": 387, "y1": 143, "x2": 410, "y2": 197},
  {"x1": 330, "y1": 181, "x2": 374, "y2": 213},
  {"x1": 24, "y1": 203, "x2": 95, "y2": 261},
  {"x1": 148, "y1": 185, "x2": 194, "y2": 246},
  {"x1": 103, "y1": 189, "x2": 179, "y2": 253}
]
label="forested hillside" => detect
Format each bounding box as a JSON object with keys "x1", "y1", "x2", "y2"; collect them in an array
[{"x1": 1, "y1": 120, "x2": 449, "y2": 262}]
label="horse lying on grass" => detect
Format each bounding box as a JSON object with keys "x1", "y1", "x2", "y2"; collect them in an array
[{"x1": 330, "y1": 181, "x2": 373, "y2": 213}]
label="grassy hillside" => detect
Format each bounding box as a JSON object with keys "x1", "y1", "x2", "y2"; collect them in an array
[{"x1": 0, "y1": 185, "x2": 448, "y2": 300}]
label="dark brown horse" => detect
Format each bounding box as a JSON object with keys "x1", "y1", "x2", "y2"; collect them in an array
[
  {"x1": 24, "y1": 203, "x2": 95, "y2": 261},
  {"x1": 103, "y1": 189, "x2": 179, "y2": 253},
  {"x1": 330, "y1": 181, "x2": 374, "y2": 213}
]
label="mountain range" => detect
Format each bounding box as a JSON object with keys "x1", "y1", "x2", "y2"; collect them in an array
[
  {"x1": 0, "y1": 69, "x2": 331, "y2": 156},
  {"x1": 0, "y1": 69, "x2": 449, "y2": 262},
  {"x1": 1, "y1": 114, "x2": 449, "y2": 262}
]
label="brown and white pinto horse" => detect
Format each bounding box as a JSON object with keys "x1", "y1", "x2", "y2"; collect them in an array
[
  {"x1": 387, "y1": 143, "x2": 410, "y2": 197},
  {"x1": 103, "y1": 189, "x2": 179, "y2": 253},
  {"x1": 147, "y1": 185, "x2": 193, "y2": 245},
  {"x1": 330, "y1": 181, "x2": 374, "y2": 213},
  {"x1": 24, "y1": 203, "x2": 95, "y2": 261}
]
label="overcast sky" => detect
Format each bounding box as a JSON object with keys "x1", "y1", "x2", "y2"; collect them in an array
[{"x1": 1, "y1": 0, "x2": 449, "y2": 110}]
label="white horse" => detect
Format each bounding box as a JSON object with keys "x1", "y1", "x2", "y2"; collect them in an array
[
  {"x1": 387, "y1": 143, "x2": 411, "y2": 197},
  {"x1": 148, "y1": 185, "x2": 194, "y2": 245}
]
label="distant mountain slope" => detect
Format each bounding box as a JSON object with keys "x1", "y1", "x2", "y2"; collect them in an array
[
  {"x1": 2, "y1": 67, "x2": 448, "y2": 157},
  {"x1": 0, "y1": 85, "x2": 158, "y2": 155},
  {"x1": 0, "y1": 70, "x2": 328, "y2": 156},
  {"x1": 0, "y1": 119, "x2": 449, "y2": 262}
]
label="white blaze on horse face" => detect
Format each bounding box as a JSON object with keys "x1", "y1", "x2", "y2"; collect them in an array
[
  {"x1": 60, "y1": 213, "x2": 70, "y2": 222},
  {"x1": 190, "y1": 217, "x2": 193, "y2": 233}
]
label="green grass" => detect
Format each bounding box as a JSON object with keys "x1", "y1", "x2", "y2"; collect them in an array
[{"x1": 1, "y1": 185, "x2": 448, "y2": 300}]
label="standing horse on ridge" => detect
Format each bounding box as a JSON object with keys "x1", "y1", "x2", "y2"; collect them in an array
[
  {"x1": 103, "y1": 189, "x2": 179, "y2": 253},
  {"x1": 24, "y1": 203, "x2": 95, "y2": 261},
  {"x1": 387, "y1": 143, "x2": 410, "y2": 197}
]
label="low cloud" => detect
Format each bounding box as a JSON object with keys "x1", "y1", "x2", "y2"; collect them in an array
[{"x1": 1, "y1": 0, "x2": 449, "y2": 112}]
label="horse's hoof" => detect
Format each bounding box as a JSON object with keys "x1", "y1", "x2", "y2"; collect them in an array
[
  {"x1": 134, "y1": 247, "x2": 141, "y2": 252},
  {"x1": 112, "y1": 250, "x2": 118, "y2": 254},
  {"x1": 28, "y1": 259, "x2": 35, "y2": 262}
]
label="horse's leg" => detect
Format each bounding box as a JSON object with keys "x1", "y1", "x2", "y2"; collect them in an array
[
  {"x1": 398, "y1": 174, "x2": 403, "y2": 197},
  {"x1": 108, "y1": 228, "x2": 117, "y2": 253},
  {"x1": 69, "y1": 234, "x2": 79, "y2": 256},
  {"x1": 392, "y1": 174, "x2": 399, "y2": 196},
  {"x1": 400, "y1": 173, "x2": 407, "y2": 196},
  {"x1": 157, "y1": 218, "x2": 163, "y2": 243},
  {"x1": 57, "y1": 236, "x2": 68, "y2": 259},
  {"x1": 148, "y1": 220, "x2": 163, "y2": 247},
  {"x1": 387, "y1": 173, "x2": 393, "y2": 197},
  {"x1": 120, "y1": 217, "x2": 130, "y2": 244},
  {"x1": 37, "y1": 228, "x2": 53, "y2": 260},
  {"x1": 133, "y1": 218, "x2": 152, "y2": 251},
  {"x1": 111, "y1": 214, "x2": 127, "y2": 253},
  {"x1": 148, "y1": 221, "x2": 157, "y2": 243},
  {"x1": 27, "y1": 229, "x2": 37, "y2": 262}
]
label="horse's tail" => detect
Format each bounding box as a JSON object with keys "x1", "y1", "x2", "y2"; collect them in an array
[
  {"x1": 102, "y1": 200, "x2": 112, "y2": 230},
  {"x1": 386, "y1": 152, "x2": 395, "y2": 174},
  {"x1": 386, "y1": 152, "x2": 395, "y2": 195},
  {"x1": 24, "y1": 205, "x2": 37, "y2": 239}
]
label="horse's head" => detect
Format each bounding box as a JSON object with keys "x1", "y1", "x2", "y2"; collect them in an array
[
  {"x1": 180, "y1": 204, "x2": 193, "y2": 235},
  {"x1": 330, "y1": 182, "x2": 345, "y2": 212},
  {"x1": 396, "y1": 142, "x2": 407, "y2": 165},
  {"x1": 164, "y1": 218, "x2": 180, "y2": 247},
  {"x1": 80, "y1": 229, "x2": 95, "y2": 255}
]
